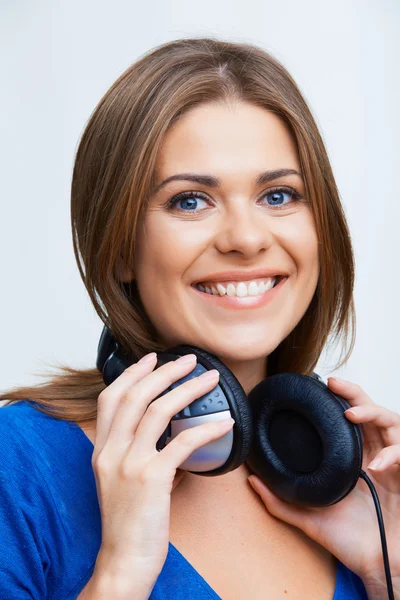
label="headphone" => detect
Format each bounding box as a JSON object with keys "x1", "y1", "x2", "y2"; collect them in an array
[
  {"x1": 97, "y1": 325, "x2": 395, "y2": 598},
  {"x1": 97, "y1": 325, "x2": 363, "y2": 506}
]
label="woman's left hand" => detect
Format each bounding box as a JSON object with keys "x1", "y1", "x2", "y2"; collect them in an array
[{"x1": 247, "y1": 377, "x2": 400, "y2": 597}]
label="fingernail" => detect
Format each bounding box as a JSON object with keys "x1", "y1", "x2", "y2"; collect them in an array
[
  {"x1": 220, "y1": 417, "x2": 235, "y2": 426},
  {"x1": 330, "y1": 377, "x2": 348, "y2": 384},
  {"x1": 200, "y1": 369, "x2": 220, "y2": 381},
  {"x1": 345, "y1": 407, "x2": 362, "y2": 416},
  {"x1": 176, "y1": 353, "x2": 197, "y2": 365},
  {"x1": 368, "y1": 457, "x2": 382, "y2": 470},
  {"x1": 138, "y1": 352, "x2": 157, "y2": 363}
]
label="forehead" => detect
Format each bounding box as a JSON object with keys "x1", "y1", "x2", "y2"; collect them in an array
[{"x1": 156, "y1": 101, "x2": 300, "y2": 177}]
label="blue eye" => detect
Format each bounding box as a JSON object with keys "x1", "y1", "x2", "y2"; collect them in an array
[
  {"x1": 166, "y1": 191, "x2": 210, "y2": 213},
  {"x1": 166, "y1": 186, "x2": 303, "y2": 214},
  {"x1": 262, "y1": 187, "x2": 302, "y2": 207},
  {"x1": 169, "y1": 194, "x2": 208, "y2": 211}
]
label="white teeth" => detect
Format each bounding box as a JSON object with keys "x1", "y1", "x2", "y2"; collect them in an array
[
  {"x1": 216, "y1": 283, "x2": 226, "y2": 296},
  {"x1": 248, "y1": 281, "x2": 259, "y2": 296},
  {"x1": 264, "y1": 279, "x2": 275, "y2": 292},
  {"x1": 236, "y1": 282, "x2": 248, "y2": 297},
  {"x1": 195, "y1": 277, "x2": 278, "y2": 297}
]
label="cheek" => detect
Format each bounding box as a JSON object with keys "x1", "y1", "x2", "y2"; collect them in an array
[
  {"x1": 274, "y1": 215, "x2": 319, "y2": 338},
  {"x1": 275, "y1": 213, "x2": 320, "y2": 311},
  {"x1": 135, "y1": 214, "x2": 192, "y2": 276},
  {"x1": 280, "y1": 212, "x2": 319, "y2": 275},
  {"x1": 134, "y1": 214, "x2": 212, "y2": 345},
  {"x1": 134, "y1": 212, "x2": 214, "y2": 291}
]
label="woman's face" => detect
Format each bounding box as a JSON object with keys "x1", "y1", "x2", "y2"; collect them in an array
[{"x1": 124, "y1": 101, "x2": 319, "y2": 370}]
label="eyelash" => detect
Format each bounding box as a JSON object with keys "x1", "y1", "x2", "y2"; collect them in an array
[{"x1": 165, "y1": 186, "x2": 304, "y2": 214}]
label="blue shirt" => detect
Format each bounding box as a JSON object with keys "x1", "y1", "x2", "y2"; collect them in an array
[{"x1": 0, "y1": 400, "x2": 368, "y2": 599}]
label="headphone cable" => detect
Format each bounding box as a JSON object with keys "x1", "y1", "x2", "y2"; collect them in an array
[{"x1": 359, "y1": 469, "x2": 395, "y2": 600}]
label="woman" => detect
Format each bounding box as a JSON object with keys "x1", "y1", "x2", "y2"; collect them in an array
[{"x1": 1, "y1": 37, "x2": 399, "y2": 599}]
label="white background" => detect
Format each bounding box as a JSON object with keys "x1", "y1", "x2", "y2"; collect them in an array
[{"x1": 1, "y1": 0, "x2": 399, "y2": 411}]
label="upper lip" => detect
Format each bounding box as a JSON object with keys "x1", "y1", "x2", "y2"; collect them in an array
[{"x1": 191, "y1": 269, "x2": 289, "y2": 285}]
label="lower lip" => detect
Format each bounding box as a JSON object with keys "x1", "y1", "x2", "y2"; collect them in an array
[{"x1": 190, "y1": 277, "x2": 288, "y2": 309}]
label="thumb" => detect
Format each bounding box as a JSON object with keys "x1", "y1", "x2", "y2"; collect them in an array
[
  {"x1": 172, "y1": 468, "x2": 186, "y2": 492},
  {"x1": 248, "y1": 475, "x2": 317, "y2": 538}
]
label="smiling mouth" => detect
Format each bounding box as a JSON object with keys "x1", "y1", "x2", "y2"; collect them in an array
[{"x1": 191, "y1": 275, "x2": 285, "y2": 298}]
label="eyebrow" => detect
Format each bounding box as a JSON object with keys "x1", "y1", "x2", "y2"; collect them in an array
[{"x1": 153, "y1": 168, "x2": 303, "y2": 194}]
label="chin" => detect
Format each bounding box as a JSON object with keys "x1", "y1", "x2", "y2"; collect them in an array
[{"x1": 189, "y1": 335, "x2": 282, "y2": 363}]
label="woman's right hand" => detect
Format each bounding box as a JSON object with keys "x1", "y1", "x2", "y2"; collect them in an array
[{"x1": 90, "y1": 352, "x2": 235, "y2": 594}]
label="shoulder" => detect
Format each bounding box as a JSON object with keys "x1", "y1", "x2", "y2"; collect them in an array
[
  {"x1": 0, "y1": 401, "x2": 57, "y2": 598},
  {"x1": 0, "y1": 400, "x2": 102, "y2": 599},
  {"x1": 0, "y1": 400, "x2": 96, "y2": 500},
  {"x1": 0, "y1": 400, "x2": 66, "y2": 466},
  {"x1": 0, "y1": 400, "x2": 45, "y2": 464},
  {"x1": 0, "y1": 398, "x2": 47, "y2": 431},
  {"x1": 0, "y1": 399, "x2": 93, "y2": 464},
  {"x1": 0, "y1": 399, "x2": 96, "y2": 523},
  {"x1": 0, "y1": 400, "x2": 65, "y2": 512}
]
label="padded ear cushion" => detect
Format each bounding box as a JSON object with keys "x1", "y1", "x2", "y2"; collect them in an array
[
  {"x1": 165, "y1": 345, "x2": 253, "y2": 476},
  {"x1": 246, "y1": 373, "x2": 364, "y2": 507}
]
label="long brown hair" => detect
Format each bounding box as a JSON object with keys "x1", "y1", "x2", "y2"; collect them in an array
[{"x1": 0, "y1": 36, "x2": 355, "y2": 424}]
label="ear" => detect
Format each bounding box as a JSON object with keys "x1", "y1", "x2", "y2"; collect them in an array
[{"x1": 115, "y1": 254, "x2": 135, "y2": 282}]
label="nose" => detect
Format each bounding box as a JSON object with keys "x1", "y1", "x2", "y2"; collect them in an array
[{"x1": 214, "y1": 203, "x2": 274, "y2": 258}]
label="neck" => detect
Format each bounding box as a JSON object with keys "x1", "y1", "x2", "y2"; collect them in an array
[{"x1": 220, "y1": 355, "x2": 268, "y2": 395}]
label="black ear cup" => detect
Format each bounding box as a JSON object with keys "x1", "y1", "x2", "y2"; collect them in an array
[
  {"x1": 246, "y1": 373, "x2": 364, "y2": 507},
  {"x1": 97, "y1": 327, "x2": 133, "y2": 386},
  {"x1": 155, "y1": 345, "x2": 253, "y2": 476}
]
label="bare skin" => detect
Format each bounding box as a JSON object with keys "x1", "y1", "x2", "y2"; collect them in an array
[
  {"x1": 80, "y1": 101, "x2": 337, "y2": 598},
  {"x1": 79, "y1": 421, "x2": 337, "y2": 599}
]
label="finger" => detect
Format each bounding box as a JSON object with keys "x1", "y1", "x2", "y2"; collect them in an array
[
  {"x1": 344, "y1": 405, "x2": 400, "y2": 447},
  {"x1": 327, "y1": 377, "x2": 375, "y2": 407},
  {"x1": 157, "y1": 417, "x2": 235, "y2": 473},
  {"x1": 107, "y1": 354, "x2": 198, "y2": 448},
  {"x1": 172, "y1": 469, "x2": 186, "y2": 492},
  {"x1": 367, "y1": 444, "x2": 400, "y2": 471},
  {"x1": 247, "y1": 476, "x2": 321, "y2": 541},
  {"x1": 327, "y1": 377, "x2": 382, "y2": 447},
  {"x1": 94, "y1": 353, "x2": 158, "y2": 454},
  {"x1": 132, "y1": 369, "x2": 221, "y2": 453}
]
